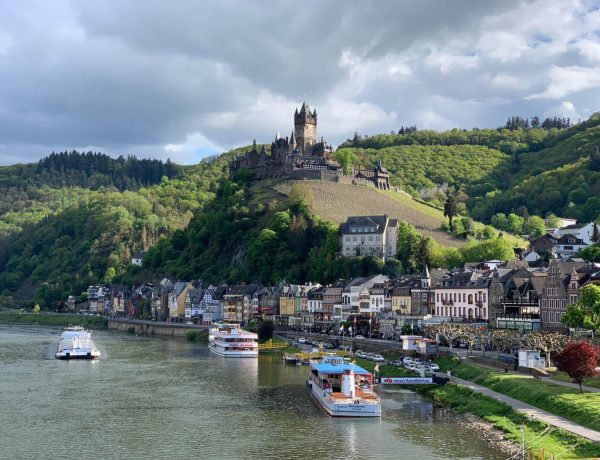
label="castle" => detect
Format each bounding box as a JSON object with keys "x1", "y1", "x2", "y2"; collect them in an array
[{"x1": 231, "y1": 102, "x2": 390, "y2": 189}]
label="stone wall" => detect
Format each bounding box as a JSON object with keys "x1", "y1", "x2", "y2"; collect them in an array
[{"x1": 107, "y1": 318, "x2": 208, "y2": 338}]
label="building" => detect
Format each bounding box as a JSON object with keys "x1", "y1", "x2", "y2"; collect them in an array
[
  {"x1": 131, "y1": 251, "x2": 145, "y2": 266},
  {"x1": 339, "y1": 215, "x2": 398, "y2": 260},
  {"x1": 223, "y1": 285, "x2": 259, "y2": 324},
  {"x1": 552, "y1": 234, "x2": 588, "y2": 259},
  {"x1": 230, "y1": 102, "x2": 390, "y2": 189},
  {"x1": 539, "y1": 259, "x2": 585, "y2": 328},
  {"x1": 434, "y1": 270, "x2": 491, "y2": 321},
  {"x1": 184, "y1": 288, "x2": 205, "y2": 320},
  {"x1": 554, "y1": 222, "x2": 600, "y2": 245},
  {"x1": 342, "y1": 275, "x2": 389, "y2": 311},
  {"x1": 168, "y1": 281, "x2": 192, "y2": 320}
]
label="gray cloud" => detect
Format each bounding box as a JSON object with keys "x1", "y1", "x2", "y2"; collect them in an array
[{"x1": 0, "y1": 0, "x2": 598, "y2": 164}]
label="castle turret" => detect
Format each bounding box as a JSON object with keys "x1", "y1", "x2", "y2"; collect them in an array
[{"x1": 294, "y1": 101, "x2": 317, "y2": 154}]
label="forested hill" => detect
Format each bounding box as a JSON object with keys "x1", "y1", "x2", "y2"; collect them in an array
[
  {"x1": 0, "y1": 148, "x2": 243, "y2": 307},
  {"x1": 0, "y1": 151, "x2": 183, "y2": 191},
  {"x1": 336, "y1": 112, "x2": 600, "y2": 223}
]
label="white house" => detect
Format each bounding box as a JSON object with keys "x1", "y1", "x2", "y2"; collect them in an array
[
  {"x1": 339, "y1": 215, "x2": 398, "y2": 260},
  {"x1": 131, "y1": 251, "x2": 145, "y2": 266},
  {"x1": 342, "y1": 274, "x2": 389, "y2": 311},
  {"x1": 554, "y1": 222, "x2": 599, "y2": 245},
  {"x1": 552, "y1": 234, "x2": 588, "y2": 259}
]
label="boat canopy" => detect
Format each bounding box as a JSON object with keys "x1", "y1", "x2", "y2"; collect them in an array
[{"x1": 312, "y1": 361, "x2": 370, "y2": 375}]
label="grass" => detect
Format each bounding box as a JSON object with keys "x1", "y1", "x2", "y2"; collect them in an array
[
  {"x1": 0, "y1": 311, "x2": 107, "y2": 329},
  {"x1": 550, "y1": 371, "x2": 600, "y2": 390},
  {"x1": 428, "y1": 384, "x2": 600, "y2": 459},
  {"x1": 435, "y1": 356, "x2": 600, "y2": 434}
]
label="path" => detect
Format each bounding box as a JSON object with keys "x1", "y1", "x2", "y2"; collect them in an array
[{"x1": 451, "y1": 375, "x2": 600, "y2": 442}]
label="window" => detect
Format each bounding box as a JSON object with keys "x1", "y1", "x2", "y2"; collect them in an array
[
  {"x1": 353, "y1": 237, "x2": 357, "y2": 242},
  {"x1": 345, "y1": 237, "x2": 350, "y2": 242},
  {"x1": 376, "y1": 235, "x2": 380, "y2": 241},
  {"x1": 368, "y1": 236, "x2": 373, "y2": 241}
]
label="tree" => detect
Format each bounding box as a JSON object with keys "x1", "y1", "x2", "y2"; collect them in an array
[
  {"x1": 554, "y1": 341, "x2": 600, "y2": 392},
  {"x1": 258, "y1": 320, "x2": 275, "y2": 343},
  {"x1": 491, "y1": 329, "x2": 522, "y2": 353},
  {"x1": 524, "y1": 331, "x2": 569, "y2": 368},
  {"x1": 524, "y1": 216, "x2": 546, "y2": 238},
  {"x1": 562, "y1": 285, "x2": 600, "y2": 334},
  {"x1": 444, "y1": 189, "x2": 459, "y2": 232},
  {"x1": 593, "y1": 221, "x2": 599, "y2": 244},
  {"x1": 103, "y1": 266, "x2": 117, "y2": 284},
  {"x1": 422, "y1": 324, "x2": 468, "y2": 352},
  {"x1": 506, "y1": 213, "x2": 525, "y2": 234},
  {"x1": 333, "y1": 149, "x2": 357, "y2": 175}
]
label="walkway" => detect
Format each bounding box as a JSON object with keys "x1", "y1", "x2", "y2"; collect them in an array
[{"x1": 451, "y1": 375, "x2": 600, "y2": 442}]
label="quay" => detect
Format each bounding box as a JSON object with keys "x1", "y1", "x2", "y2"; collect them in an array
[{"x1": 107, "y1": 318, "x2": 208, "y2": 338}]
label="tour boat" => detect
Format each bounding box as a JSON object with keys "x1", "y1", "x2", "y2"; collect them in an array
[
  {"x1": 208, "y1": 323, "x2": 259, "y2": 357},
  {"x1": 55, "y1": 326, "x2": 101, "y2": 360},
  {"x1": 306, "y1": 355, "x2": 381, "y2": 417}
]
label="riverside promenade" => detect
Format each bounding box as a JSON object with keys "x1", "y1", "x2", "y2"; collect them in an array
[
  {"x1": 452, "y1": 376, "x2": 600, "y2": 443},
  {"x1": 107, "y1": 317, "x2": 208, "y2": 338}
]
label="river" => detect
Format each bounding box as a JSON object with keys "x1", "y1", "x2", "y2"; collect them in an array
[{"x1": 0, "y1": 325, "x2": 504, "y2": 459}]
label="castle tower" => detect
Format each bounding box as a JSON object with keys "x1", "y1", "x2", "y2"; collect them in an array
[{"x1": 294, "y1": 101, "x2": 317, "y2": 154}]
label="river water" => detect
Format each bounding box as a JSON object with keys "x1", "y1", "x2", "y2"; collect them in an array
[{"x1": 0, "y1": 325, "x2": 504, "y2": 459}]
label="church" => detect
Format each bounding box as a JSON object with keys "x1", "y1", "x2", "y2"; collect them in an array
[{"x1": 230, "y1": 102, "x2": 390, "y2": 189}]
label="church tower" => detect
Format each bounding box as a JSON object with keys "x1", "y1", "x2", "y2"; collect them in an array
[{"x1": 294, "y1": 101, "x2": 317, "y2": 154}]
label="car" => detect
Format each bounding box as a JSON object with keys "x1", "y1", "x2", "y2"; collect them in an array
[
  {"x1": 338, "y1": 345, "x2": 346, "y2": 350},
  {"x1": 430, "y1": 363, "x2": 440, "y2": 372},
  {"x1": 310, "y1": 347, "x2": 319, "y2": 353},
  {"x1": 297, "y1": 338, "x2": 307, "y2": 344},
  {"x1": 354, "y1": 335, "x2": 365, "y2": 340},
  {"x1": 372, "y1": 354, "x2": 385, "y2": 362},
  {"x1": 402, "y1": 357, "x2": 414, "y2": 365},
  {"x1": 186, "y1": 321, "x2": 193, "y2": 325}
]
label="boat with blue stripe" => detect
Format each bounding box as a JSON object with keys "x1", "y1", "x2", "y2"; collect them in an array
[{"x1": 306, "y1": 355, "x2": 381, "y2": 417}]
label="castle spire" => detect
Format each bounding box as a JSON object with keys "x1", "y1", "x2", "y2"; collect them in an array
[{"x1": 290, "y1": 131, "x2": 295, "y2": 146}]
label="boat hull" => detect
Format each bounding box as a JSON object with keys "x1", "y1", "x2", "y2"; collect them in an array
[
  {"x1": 209, "y1": 346, "x2": 258, "y2": 358},
  {"x1": 55, "y1": 351, "x2": 101, "y2": 360},
  {"x1": 307, "y1": 381, "x2": 381, "y2": 418}
]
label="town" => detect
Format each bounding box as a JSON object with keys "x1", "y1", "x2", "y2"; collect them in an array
[{"x1": 84, "y1": 216, "x2": 600, "y2": 338}]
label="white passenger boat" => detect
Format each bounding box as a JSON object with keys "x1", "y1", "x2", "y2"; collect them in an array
[
  {"x1": 55, "y1": 326, "x2": 101, "y2": 360},
  {"x1": 306, "y1": 355, "x2": 381, "y2": 417},
  {"x1": 208, "y1": 323, "x2": 258, "y2": 358}
]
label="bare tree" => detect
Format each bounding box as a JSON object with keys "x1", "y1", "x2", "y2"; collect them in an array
[{"x1": 524, "y1": 331, "x2": 569, "y2": 368}]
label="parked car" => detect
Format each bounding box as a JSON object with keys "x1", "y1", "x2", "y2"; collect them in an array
[
  {"x1": 430, "y1": 363, "x2": 440, "y2": 372},
  {"x1": 354, "y1": 335, "x2": 365, "y2": 340},
  {"x1": 297, "y1": 338, "x2": 307, "y2": 344},
  {"x1": 372, "y1": 354, "x2": 385, "y2": 363},
  {"x1": 402, "y1": 357, "x2": 414, "y2": 365}
]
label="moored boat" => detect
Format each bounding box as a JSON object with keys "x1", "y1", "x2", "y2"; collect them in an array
[
  {"x1": 55, "y1": 326, "x2": 101, "y2": 360},
  {"x1": 208, "y1": 323, "x2": 258, "y2": 357},
  {"x1": 306, "y1": 355, "x2": 381, "y2": 417}
]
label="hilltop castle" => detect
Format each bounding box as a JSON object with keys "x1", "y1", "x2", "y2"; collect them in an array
[{"x1": 231, "y1": 102, "x2": 389, "y2": 189}]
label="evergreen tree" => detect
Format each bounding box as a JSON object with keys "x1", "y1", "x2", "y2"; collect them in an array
[{"x1": 443, "y1": 189, "x2": 459, "y2": 232}]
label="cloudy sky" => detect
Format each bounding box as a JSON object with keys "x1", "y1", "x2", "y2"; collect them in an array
[{"x1": 0, "y1": 0, "x2": 599, "y2": 165}]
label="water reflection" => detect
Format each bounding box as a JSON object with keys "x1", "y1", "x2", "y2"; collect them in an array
[{"x1": 0, "y1": 325, "x2": 503, "y2": 460}]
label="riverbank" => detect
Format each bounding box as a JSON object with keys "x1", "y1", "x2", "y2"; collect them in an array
[
  {"x1": 0, "y1": 311, "x2": 107, "y2": 329},
  {"x1": 430, "y1": 357, "x2": 600, "y2": 458}
]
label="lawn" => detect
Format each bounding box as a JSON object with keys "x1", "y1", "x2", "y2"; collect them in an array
[
  {"x1": 436, "y1": 356, "x2": 600, "y2": 433},
  {"x1": 550, "y1": 371, "x2": 600, "y2": 390}
]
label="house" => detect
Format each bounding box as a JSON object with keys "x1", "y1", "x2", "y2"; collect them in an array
[
  {"x1": 87, "y1": 285, "x2": 111, "y2": 314},
  {"x1": 339, "y1": 215, "x2": 398, "y2": 260},
  {"x1": 342, "y1": 274, "x2": 389, "y2": 311},
  {"x1": 539, "y1": 259, "x2": 585, "y2": 328},
  {"x1": 522, "y1": 250, "x2": 541, "y2": 263},
  {"x1": 322, "y1": 279, "x2": 347, "y2": 324},
  {"x1": 130, "y1": 283, "x2": 154, "y2": 319},
  {"x1": 184, "y1": 288, "x2": 205, "y2": 319},
  {"x1": 554, "y1": 222, "x2": 600, "y2": 245},
  {"x1": 111, "y1": 284, "x2": 129, "y2": 317},
  {"x1": 390, "y1": 279, "x2": 412, "y2": 315},
  {"x1": 223, "y1": 285, "x2": 259, "y2": 324},
  {"x1": 131, "y1": 251, "x2": 145, "y2": 266},
  {"x1": 489, "y1": 268, "x2": 543, "y2": 331},
  {"x1": 278, "y1": 282, "x2": 297, "y2": 318},
  {"x1": 552, "y1": 234, "x2": 588, "y2": 259},
  {"x1": 530, "y1": 233, "x2": 558, "y2": 255},
  {"x1": 434, "y1": 270, "x2": 491, "y2": 321},
  {"x1": 168, "y1": 281, "x2": 192, "y2": 320}
]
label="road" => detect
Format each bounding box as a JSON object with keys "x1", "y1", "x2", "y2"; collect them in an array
[{"x1": 452, "y1": 376, "x2": 600, "y2": 442}]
